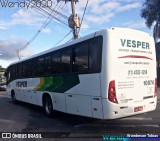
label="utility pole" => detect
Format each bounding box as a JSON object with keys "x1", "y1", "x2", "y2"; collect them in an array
[
  {"x1": 71, "y1": 0, "x2": 77, "y2": 39},
  {"x1": 57, "y1": 0, "x2": 80, "y2": 39},
  {"x1": 16, "y1": 49, "x2": 21, "y2": 60}
]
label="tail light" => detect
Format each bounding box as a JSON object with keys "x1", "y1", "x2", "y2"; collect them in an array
[
  {"x1": 108, "y1": 80, "x2": 118, "y2": 104},
  {"x1": 154, "y1": 78, "x2": 157, "y2": 97}
]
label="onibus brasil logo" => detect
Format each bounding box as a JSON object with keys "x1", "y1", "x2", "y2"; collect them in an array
[{"x1": 0, "y1": 0, "x2": 52, "y2": 9}]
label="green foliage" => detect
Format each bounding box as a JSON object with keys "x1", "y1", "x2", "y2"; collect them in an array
[
  {"x1": 141, "y1": 0, "x2": 160, "y2": 28},
  {"x1": 0, "y1": 68, "x2": 5, "y2": 72}
]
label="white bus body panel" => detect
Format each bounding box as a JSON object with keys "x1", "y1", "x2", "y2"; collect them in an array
[
  {"x1": 92, "y1": 97, "x2": 103, "y2": 119},
  {"x1": 65, "y1": 73, "x2": 102, "y2": 117},
  {"x1": 66, "y1": 94, "x2": 92, "y2": 117},
  {"x1": 101, "y1": 28, "x2": 157, "y2": 119},
  {"x1": 66, "y1": 74, "x2": 101, "y2": 96},
  {"x1": 51, "y1": 92, "x2": 66, "y2": 112},
  {"x1": 6, "y1": 28, "x2": 157, "y2": 120}
]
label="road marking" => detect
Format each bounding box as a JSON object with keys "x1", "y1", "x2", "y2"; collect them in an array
[
  {"x1": 74, "y1": 124, "x2": 159, "y2": 128},
  {"x1": 0, "y1": 95, "x2": 7, "y2": 97},
  {"x1": 120, "y1": 117, "x2": 152, "y2": 120},
  {"x1": 0, "y1": 119, "x2": 14, "y2": 123},
  {"x1": 115, "y1": 125, "x2": 159, "y2": 128}
]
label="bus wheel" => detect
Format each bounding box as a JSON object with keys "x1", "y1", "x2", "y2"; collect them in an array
[
  {"x1": 11, "y1": 91, "x2": 17, "y2": 104},
  {"x1": 43, "y1": 96, "x2": 53, "y2": 117}
]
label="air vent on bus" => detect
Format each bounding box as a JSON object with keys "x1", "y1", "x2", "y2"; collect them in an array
[{"x1": 108, "y1": 80, "x2": 118, "y2": 104}]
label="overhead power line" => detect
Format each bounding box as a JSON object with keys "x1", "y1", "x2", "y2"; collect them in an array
[
  {"x1": 16, "y1": 0, "x2": 83, "y2": 59},
  {"x1": 32, "y1": 8, "x2": 69, "y2": 29},
  {"x1": 33, "y1": 6, "x2": 68, "y2": 27},
  {"x1": 43, "y1": 1, "x2": 66, "y2": 29},
  {"x1": 18, "y1": 2, "x2": 59, "y2": 52},
  {"x1": 32, "y1": 0, "x2": 68, "y2": 20},
  {"x1": 52, "y1": 30, "x2": 72, "y2": 47},
  {"x1": 17, "y1": 1, "x2": 70, "y2": 60},
  {"x1": 78, "y1": 0, "x2": 89, "y2": 35},
  {"x1": 57, "y1": 0, "x2": 80, "y2": 39},
  {"x1": 17, "y1": 0, "x2": 68, "y2": 28}
]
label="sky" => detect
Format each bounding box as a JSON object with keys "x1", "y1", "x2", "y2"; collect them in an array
[{"x1": 0, "y1": 0, "x2": 154, "y2": 68}]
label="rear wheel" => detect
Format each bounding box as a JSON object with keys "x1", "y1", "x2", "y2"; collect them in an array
[
  {"x1": 43, "y1": 96, "x2": 53, "y2": 117},
  {"x1": 11, "y1": 91, "x2": 17, "y2": 104}
]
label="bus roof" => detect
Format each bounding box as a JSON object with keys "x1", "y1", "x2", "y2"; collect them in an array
[
  {"x1": 8, "y1": 29, "x2": 104, "y2": 67},
  {"x1": 8, "y1": 27, "x2": 151, "y2": 67}
]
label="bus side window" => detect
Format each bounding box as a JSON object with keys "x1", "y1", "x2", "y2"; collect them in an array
[
  {"x1": 72, "y1": 43, "x2": 89, "y2": 73},
  {"x1": 19, "y1": 63, "x2": 23, "y2": 78},
  {"x1": 45, "y1": 55, "x2": 52, "y2": 75},
  {"x1": 89, "y1": 37, "x2": 102, "y2": 72},
  {"x1": 12, "y1": 66, "x2": 15, "y2": 80},
  {"x1": 32, "y1": 59, "x2": 38, "y2": 77},
  {"x1": 10, "y1": 66, "x2": 13, "y2": 81},
  {"x1": 7, "y1": 69, "x2": 10, "y2": 83},
  {"x1": 89, "y1": 39, "x2": 98, "y2": 72},
  {"x1": 38, "y1": 57, "x2": 44, "y2": 76},
  {"x1": 61, "y1": 49, "x2": 71, "y2": 73},
  {"x1": 23, "y1": 62, "x2": 27, "y2": 78},
  {"x1": 15, "y1": 64, "x2": 19, "y2": 79},
  {"x1": 52, "y1": 52, "x2": 61, "y2": 74},
  {"x1": 26, "y1": 61, "x2": 31, "y2": 78}
]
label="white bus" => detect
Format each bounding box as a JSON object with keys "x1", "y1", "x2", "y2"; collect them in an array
[{"x1": 6, "y1": 28, "x2": 157, "y2": 119}]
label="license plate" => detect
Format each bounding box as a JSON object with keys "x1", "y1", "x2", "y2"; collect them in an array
[{"x1": 134, "y1": 106, "x2": 143, "y2": 112}]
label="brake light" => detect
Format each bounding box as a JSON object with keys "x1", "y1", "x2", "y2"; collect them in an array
[
  {"x1": 108, "y1": 80, "x2": 118, "y2": 104},
  {"x1": 154, "y1": 78, "x2": 157, "y2": 97}
]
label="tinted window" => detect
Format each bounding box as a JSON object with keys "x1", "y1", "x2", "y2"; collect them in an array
[
  {"x1": 72, "y1": 43, "x2": 89, "y2": 72},
  {"x1": 23, "y1": 62, "x2": 27, "y2": 77},
  {"x1": 29, "y1": 59, "x2": 38, "y2": 77},
  {"x1": 7, "y1": 36, "x2": 102, "y2": 80},
  {"x1": 26, "y1": 61, "x2": 32, "y2": 77},
  {"x1": 52, "y1": 52, "x2": 61, "y2": 74},
  {"x1": 61, "y1": 49, "x2": 71, "y2": 73},
  {"x1": 89, "y1": 38, "x2": 102, "y2": 72},
  {"x1": 10, "y1": 65, "x2": 15, "y2": 80},
  {"x1": 45, "y1": 55, "x2": 52, "y2": 75},
  {"x1": 10, "y1": 66, "x2": 13, "y2": 81},
  {"x1": 15, "y1": 65, "x2": 19, "y2": 78},
  {"x1": 19, "y1": 63, "x2": 23, "y2": 78},
  {"x1": 38, "y1": 57, "x2": 44, "y2": 76}
]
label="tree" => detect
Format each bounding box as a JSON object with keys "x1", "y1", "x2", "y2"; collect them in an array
[
  {"x1": 141, "y1": 0, "x2": 160, "y2": 28},
  {"x1": 141, "y1": 0, "x2": 160, "y2": 42}
]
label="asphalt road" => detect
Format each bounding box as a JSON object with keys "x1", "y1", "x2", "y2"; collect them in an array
[{"x1": 0, "y1": 90, "x2": 159, "y2": 141}]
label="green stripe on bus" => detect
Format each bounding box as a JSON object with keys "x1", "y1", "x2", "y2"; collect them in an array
[{"x1": 36, "y1": 75, "x2": 80, "y2": 93}]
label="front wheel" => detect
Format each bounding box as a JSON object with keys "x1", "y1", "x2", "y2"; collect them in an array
[{"x1": 43, "y1": 96, "x2": 53, "y2": 117}]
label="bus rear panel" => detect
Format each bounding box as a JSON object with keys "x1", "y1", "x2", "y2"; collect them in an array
[{"x1": 101, "y1": 28, "x2": 157, "y2": 119}]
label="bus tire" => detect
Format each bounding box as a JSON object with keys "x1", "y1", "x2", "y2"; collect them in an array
[
  {"x1": 11, "y1": 90, "x2": 17, "y2": 104},
  {"x1": 43, "y1": 95, "x2": 53, "y2": 117}
]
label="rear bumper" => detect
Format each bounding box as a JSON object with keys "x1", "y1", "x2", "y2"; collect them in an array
[{"x1": 102, "y1": 98, "x2": 157, "y2": 119}]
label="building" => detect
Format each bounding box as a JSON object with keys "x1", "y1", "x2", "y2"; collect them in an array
[{"x1": 0, "y1": 67, "x2": 6, "y2": 84}]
